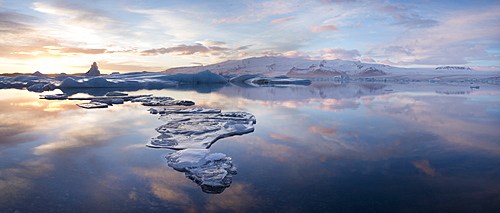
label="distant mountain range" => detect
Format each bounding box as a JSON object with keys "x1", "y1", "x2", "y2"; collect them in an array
[
  {"x1": 164, "y1": 56, "x2": 396, "y2": 77},
  {"x1": 435, "y1": 66, "x2": 472, "y2": 70}
]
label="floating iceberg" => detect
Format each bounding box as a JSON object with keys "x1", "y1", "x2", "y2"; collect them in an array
[
  {"x1": 142, "y1": 100, "x2": 195, "y2": 106},
  {"x1": 148, "y1": 107, "x2": 221, "y2": 115},
  {"x1": 39, "y1": 93, "x2": 69, "y2": 100},
  {"x1": 166, "y1": 149, "x2": 237, "y2": 194},
  {"x1": 82, "y1": 62, "x2": 101, "y2": 76},
  {"x1": 148, "y1": 108, "x2": 256, "y2": 149},
  {"x1": 76, "y1": 102, "x2": 109, "y2": 109},
  {"x1": 131, "y1": 96, "x2": 174, "y2": 102},
  {"x1": 104, "y1": 91, "x2": 128, "y2": 96}
]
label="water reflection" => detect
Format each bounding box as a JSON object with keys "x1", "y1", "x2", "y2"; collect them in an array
[{"x1": 0, "y1": 82, "x2": 498, "y2": 212}]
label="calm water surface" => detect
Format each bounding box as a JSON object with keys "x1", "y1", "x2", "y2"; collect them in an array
[{"x1": 0, "y1": 82, "x2": 499, "y2": 213}]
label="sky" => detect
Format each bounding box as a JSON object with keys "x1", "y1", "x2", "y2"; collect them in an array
[{"x1": 0, "y1": 0, "x2": 499, "y2": 74}]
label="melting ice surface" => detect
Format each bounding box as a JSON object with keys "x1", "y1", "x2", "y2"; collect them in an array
[
  {"x1": 148, "y1": 107, "x2": 256, "y2": 193},
  {"x1": 166, "y1": 149, "x2": 237, "y2": 194},
  {"x1": 149, "y1": 108, "x2": 256, "y2": 149}
]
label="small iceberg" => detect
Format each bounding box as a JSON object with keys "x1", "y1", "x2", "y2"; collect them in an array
[
  {"x1": 166, "y1": 149, "x2": 237, "y2": 194},
  {"x1": 131, "y1": 96, "x2": 174, "y2": 102},
  {"x1": 76, "y1": 102, "x2": 109, "y2": 109},
  {"x1": 148, "y1": 107, "x2": 221, "y2": 114},
  {"x1": 148, "y1": 107, "x2": 256, "y2": 149},
  {"x1": 142, "y1": 100, "x2": 195, "y2": 106},
  {"x1": 40, "y1": 93, "x2": 69, "y2": 100}
]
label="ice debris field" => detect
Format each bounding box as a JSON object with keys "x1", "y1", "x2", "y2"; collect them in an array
[
  {"x1": 150, "y1": 106, "x2": 254, "y2": 193},
  {"x1": 38, "y1": 89, "x2": 256, "y2": 193}
]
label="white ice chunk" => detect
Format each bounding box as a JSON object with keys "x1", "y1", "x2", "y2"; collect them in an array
[
  {"x1": 77, "y1": 102, "x2": 109, "y2": 109},
  {"x1": 28, "y1": 83, "x2": 55, "y2": 92},
  {"x1": 165, "y1": 149, "x2": 236, "y2": 194},
  {"x1": 142, "y1": 100, "x2": 195, "y2": 106},
  {"x1": 91, "y1": 98, "x2": 124, "y2": 105},
  {"x1": 163, "y1": 70, "x2": 228, "y2": 84},
  {"x1": 82, "y1": 62, "x2": 101, "y2": 76},
  {"x1": 148, "y1": 111, "x2": 256, "y2": 149},
  {"x1": 131, "y1": 96, "x2": 174, "y2": 102},
  {"x1": 150, "y1": 107, "x2": 221, "y2": 115},
  {"x1": 205, "y1": 153, "x2": 226, "y2": 161},
  {"x1": 39, "y1": 93, "x2": 68, "y2": 100},
  {"x1": 166, "y1": 149, "x2": 210, "y2": 170}
]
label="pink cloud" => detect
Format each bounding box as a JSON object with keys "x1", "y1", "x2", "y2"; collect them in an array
[
  {"x1": 310, "y1": 24, "x2": 339, "y2": 33},
  {"x1": 269, "y1": 16, "x2": 296, "y2": 24}
]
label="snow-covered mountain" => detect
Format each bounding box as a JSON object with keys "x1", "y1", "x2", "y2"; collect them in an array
[{"x1": 164, "y1": 56, "x2": 396, "y2": 77}]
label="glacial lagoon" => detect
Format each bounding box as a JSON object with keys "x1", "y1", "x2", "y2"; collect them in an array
[{"x1": 1, "y1": 82, "x2": 499, "y2": 212}]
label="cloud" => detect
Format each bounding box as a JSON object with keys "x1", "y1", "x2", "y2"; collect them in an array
[
  {"x1": 378, "y1": 5, "x2": 409, "y2": 14},
  {"x1": 260, "y1": 47, "x2": 362, "y2": 61},
  {"x1": 311, "y1": 48, "x2": 361, "y2": 60},
  {"x1": 309, "y1": 126, "x2": 338, "y2": 135},
  {"x1": 310, "y1": 24, "x2": 339, "y2": 33},
  {"x1": 370, "y1": 5, "x2": 500, "y2": 66},
  {"x1": 383, "y1": 45, "x2": 414, "y2": 56},
  {"x1": 412, "y1": 159, "x2": 437, "y2": 176},
  {"x1": 57, "y1": 47, "x2": 107, "y2": 54},
  {"x1": 321, "y1": 0, "x2": 357, "y2": 4},
  {"x1": 141, "y1": 43, "x2": 229, "y2": 56},
  {"x1": 212, "y1": 0, "x2": 306, "y2": 24},
  {"x1": 92, "y1": 60, "x2": 165, "y2": 72},
  {"x1": 270, "y1": 16, "x2": 296, "y2": 24},
  {"x1": 392, "y1": 13, "x2": 438, "y2": 28},
  {"x1": 270, "y1": 134, "x2": 298, "y2": 143},
  {"x1": 127, "y1": 8, "x2": 211, "y2": 41},
  {"x1": 32, "y1": 1, "x2": 117, "y2": 29}
]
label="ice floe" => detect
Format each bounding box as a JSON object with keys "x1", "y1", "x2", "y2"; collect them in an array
[
  {"x1": 148, "y1": 107, "x2": 221, "y2": 114},
  {"x1": 141, "y1": 100, "x2": 195, "y2": 106},
  {"x1": 147, "y1": 106, "x2": 255, "y2": 193},
  {"x1": 130, "y1": 96, "x2": 174, "y2": 102},
  {"x1": 166, "y1": 149, "x2": 237, "y2": 194},
  {"x1": 38, "y1": 92, "x2": 198, "y2": 109},
  {"x1": 39, "y1": 93, "x2": 69, "y2": 100},
  {"x1": 76, "y1": 102, "x2": 109, "y2": 109},
  {"x1": 148, "y1": 109, "x2": 256, "y2": 149},
  {"x1": 35, "y1": 87, "x2": 256, "y2": 194}
]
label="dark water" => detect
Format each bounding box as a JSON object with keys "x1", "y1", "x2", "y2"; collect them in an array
[{"x1": 1, "y1": 82, "x2": 499, "y2": 213}]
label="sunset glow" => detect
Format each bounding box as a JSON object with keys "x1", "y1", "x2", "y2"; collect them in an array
[{"x1": 1, "y1": 0, "x2": 499, "y2": 74}]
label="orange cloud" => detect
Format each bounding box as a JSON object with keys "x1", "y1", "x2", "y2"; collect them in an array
[
  {"x1": 270, "y1": 134, "x2": 297, "y2": 143},
  {"x1": 309, "y1": 126, "x2": 338, "y2": 135}
]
